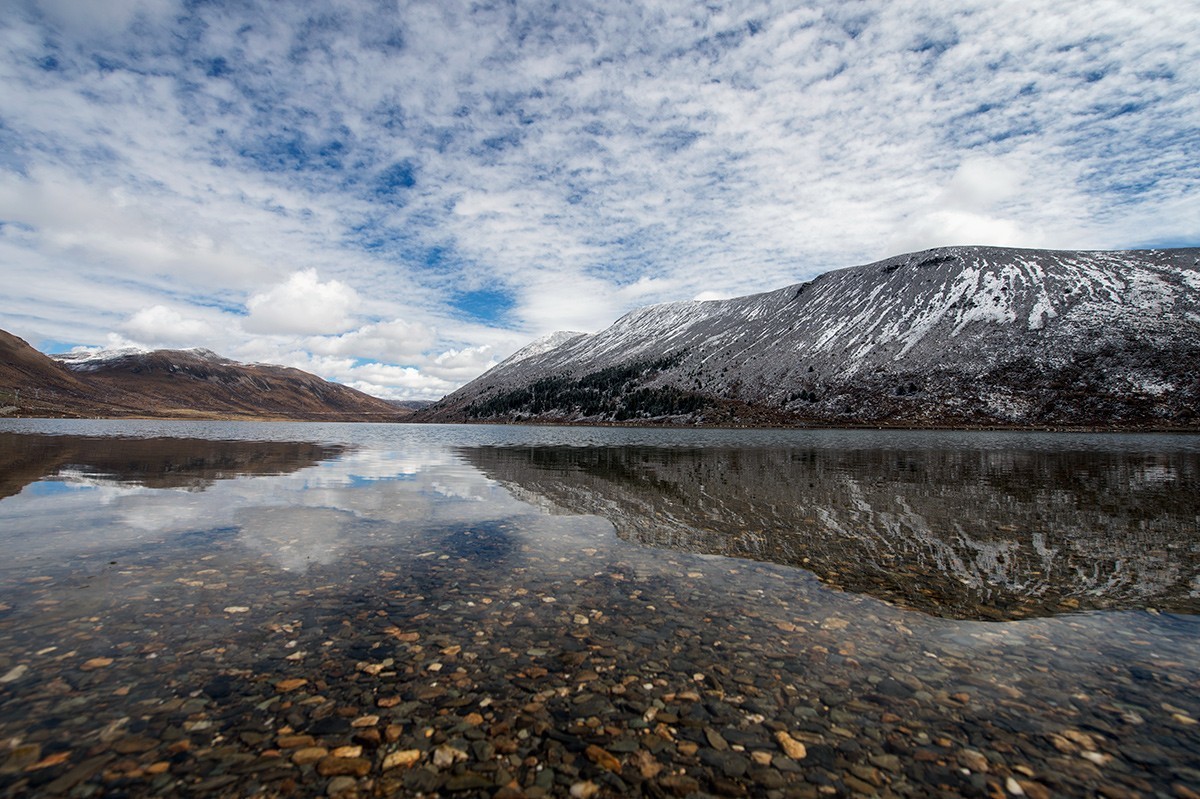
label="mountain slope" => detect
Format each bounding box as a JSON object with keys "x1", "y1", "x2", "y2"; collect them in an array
[
  {"x1": 0, "y1": 329, "x2": 126, "y2": 416},
  {"x1": 417, "y1": 246, "x2": 1200, "y2": 429},
  {"x1": 0, "y1": 330, "x2": 407, "y2": 421},
  {"x1": 62, "y1": 347, "x2": 407, "y2": 421}
]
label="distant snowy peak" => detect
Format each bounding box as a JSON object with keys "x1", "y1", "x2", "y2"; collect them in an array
[
  {"x1": 499, "y1": 331, "x2": 589, "y2": 367},
  {"x1": 54, "y1": 346, "x2": 151, "y2": 371},
  {"x1": 54, "y1": 346, "x2": 227, "y2": 371}
]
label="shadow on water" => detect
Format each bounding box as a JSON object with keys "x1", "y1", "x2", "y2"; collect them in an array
[{"x1": 459, "y1": 444, "x2": 1200, "y2": 620}]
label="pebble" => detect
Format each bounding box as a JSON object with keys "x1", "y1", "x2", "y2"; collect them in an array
[
  {"x1": 291, "y1": 747, "x2": 328, "y2": 765},
  {"x1": 774, "y1": 731, "x2": 808, "y2": 760},
  {"x1": 584, "y1": 745, "x2": 621, "y2": 772},
  {"x1": 957, "y1": 748, "x2": 989, "y2": 773},
  {"x1": 316, "y1": 755, "x2": 371, "y2": 777},
  {"x1": 0, "y1": 665, "x2": 27, "y2": 683},
  {"x1": 383, "y1": 749, "x2": 422, "y2": 770},
  {"x1": 326, "y1": 775, "x2": 357, "y2": 795},
  {"x1": 570, "y1": 781, "x2": 600, "y2": 798}
]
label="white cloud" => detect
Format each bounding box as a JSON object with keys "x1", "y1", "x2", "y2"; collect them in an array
[
  {"x1": 244, "y1": 270, "x2": 361, "y2": 335},
  {"x1": 119, "y1": 305, "x2": 224, "y2": 348},
  {"x1": 428, "y1": 346, "x2": 499, "y2": 381},
  {"x1": 307, "y1": 319, "x2": 437, "y2": 362}
]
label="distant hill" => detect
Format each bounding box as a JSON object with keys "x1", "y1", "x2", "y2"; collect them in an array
[
  {"x1": 0, "y1": 329, "x2": 408, "y2": 421},
  {"x1": 388, "y1": 399, "x2": 434, "y2": 411},
  {"x1": 415, "y1": 246, "x2": 1200, "y2": 429}
]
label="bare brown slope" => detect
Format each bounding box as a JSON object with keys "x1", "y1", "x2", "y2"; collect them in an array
[
  {"x1": 0, "y1": 329, "x2": 408, "y2": 421},
  {"x1": 0, "y1": 329, "x2": 127, "y2": 416},
  {"x1": 74, "y1": 349, "x2": 410, "y2": 421}
]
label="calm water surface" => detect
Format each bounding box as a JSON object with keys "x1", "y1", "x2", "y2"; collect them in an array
[{"x1": 0, "y1": 420, "x2": 1197, "y2": 798}]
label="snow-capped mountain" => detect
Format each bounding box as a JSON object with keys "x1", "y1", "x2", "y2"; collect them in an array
[{"x1": 418, "y1": 246, "x2": 1200, "y2": 428}]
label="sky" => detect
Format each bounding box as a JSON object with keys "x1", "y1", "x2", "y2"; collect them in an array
[{"x1": 1, "y1": 0, "x2": 1198, "y2": 401}]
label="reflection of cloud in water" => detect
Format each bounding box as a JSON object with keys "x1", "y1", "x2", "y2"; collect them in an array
[
  {"x1": 235, "y1": 507, "x2": 352, "y2": 572},
  {"x1": 120, "y1": 495, "x2": 215, "y2": 532},
  {"x1": 0, "y1": 441, "x2": 569, "y2": 574}
]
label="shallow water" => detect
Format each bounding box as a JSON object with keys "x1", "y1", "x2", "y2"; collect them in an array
[{"x1": 0, "y1": 420, "x2": 1197, "y2": 798}]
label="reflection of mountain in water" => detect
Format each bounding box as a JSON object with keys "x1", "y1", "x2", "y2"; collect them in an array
[
  {"x1": 0, "y1": 433, "x2": 345, "y2": 499},
  {"x1": 461, "y1": 445, "x2": 1200, "y2": 620}
]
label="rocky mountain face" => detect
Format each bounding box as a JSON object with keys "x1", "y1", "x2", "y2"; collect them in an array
[
  {"x1": 417, "y1": 246, "x2": 1200, "y2": 429},
  {"x1": 0, "y1": 329, "x2": 407, "y2": 421},
  {"x1": 460, "y1": 443, "x2": 1200, "y2": 620}
]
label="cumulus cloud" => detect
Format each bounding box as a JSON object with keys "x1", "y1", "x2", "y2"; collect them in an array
[
  {"x1": 244, "y1": 270, "x2": 361, "y2": 335},
  {"x1": 307, "y1": 319, "x2": 437, "y2": 362},
  {"x1": 2, "y1": 0, "x2": 1198, "y2": 398},
  {"x1": 119, "y1": 305, "x2": 224, "y2": 348}
]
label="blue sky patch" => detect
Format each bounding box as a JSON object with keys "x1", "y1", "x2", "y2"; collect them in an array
[{"x1": 451, "y1": 288, "x2": 516, "y2": 324}]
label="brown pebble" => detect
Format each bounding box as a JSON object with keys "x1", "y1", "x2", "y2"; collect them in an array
[
  {"x1": 277, "y1": 735, "x2": 316, "y2": 749},
  {"x1": 1018, "y1": 781, "x2": 1052, "y2": 799},
  {"x1": 291, "y1": 747, "x2": 329, "y2": 765},
  {"x1": 316, "y1": 755, "x2": 371, "y2": 777},
  {"x1": 276, "y1": 678, "x2": 309, "y2": 692},
  {"x1": 111, "y1": 737, "x2": 156, "y2": 755},
  {"x1": 584, "y1": 744, "x2": 620, "y2": 772},
  {"x1": 80, "y1": 657, "x2": 113, "y2": 671},
  {"x1": 382, "y1": 749, "x2": 421, "y2": 770},
  {"x1": 4, "y1": 743, "x2": 42, "y2": 772},
  {"x1": 145, "y1": 762, "x2": 170, "y2": 775},
  {"x1": 774, "y1": 731, "x2": 807, "y2": 760},
  {"x1": 958, "y1": 749, "x2": 989, "y2": 773},
  {"x1": 30, "y1": 751, "x2": 71, "y2": 771},
  {"x1": 326, "y1": 775, "x2": 357, "y2": 796},
  {"x1": 659, "y1": 774, "x2": 701, "y2": 796}
]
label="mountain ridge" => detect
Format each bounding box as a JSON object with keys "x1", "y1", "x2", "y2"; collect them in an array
[
  {"x1": 0, "y1": 329, "x2": 407, "y2": 421},
  {"x1": 416, "y1": 245, "x2": 1200, "y2": 429}
]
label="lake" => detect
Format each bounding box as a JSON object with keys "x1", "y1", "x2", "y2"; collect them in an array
[{"x1": 1, "y1": 420, "x2": 1197, "y2": 798}]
